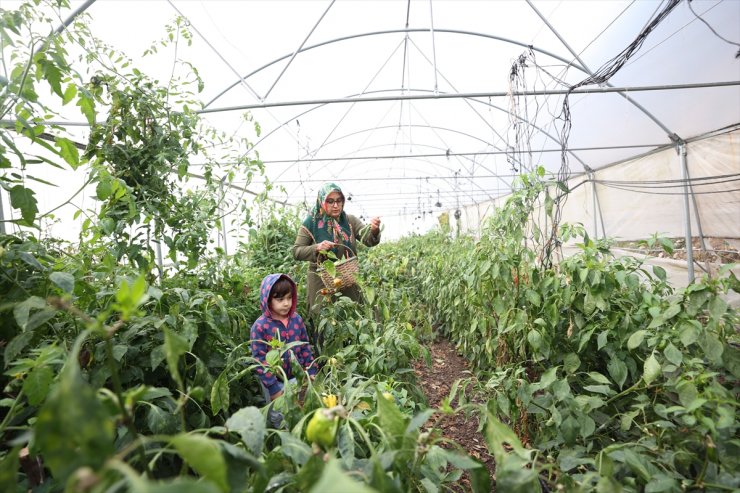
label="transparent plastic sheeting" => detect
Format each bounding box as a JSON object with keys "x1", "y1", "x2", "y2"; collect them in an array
[{"x1": 452, "y1": 127, "x2": 740, "y2": 242}]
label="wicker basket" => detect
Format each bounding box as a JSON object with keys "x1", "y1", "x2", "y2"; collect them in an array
[{"x1": 318, "y1": 245, "x2": 359, "y2": 289}]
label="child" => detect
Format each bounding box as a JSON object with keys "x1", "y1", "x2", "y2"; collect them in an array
[{"x1": 250, "y1": 273, "x2": 317, "y2": 401}]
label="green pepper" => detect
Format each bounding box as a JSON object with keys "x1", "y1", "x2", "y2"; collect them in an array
[{"x1": 306, "y1": 408, "x2": 339, "y2": 449}]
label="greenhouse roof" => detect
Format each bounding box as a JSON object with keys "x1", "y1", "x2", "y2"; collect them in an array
[{"x1": 3, "y1": 0, "x2": 740, "y2": 236}]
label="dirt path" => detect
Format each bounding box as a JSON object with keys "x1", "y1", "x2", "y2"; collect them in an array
[{"x1": 413, "y1": 338, "x2": 495, "y2": 491}]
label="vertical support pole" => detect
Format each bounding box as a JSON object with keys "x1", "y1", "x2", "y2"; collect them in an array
[
  {"x1": 155, "y1": 241, "x2": 164, "y2": 281},
  {"x1": 220, "y1": 178, "x2": 228, "y2": 257},
  {"x1": 679, "y1": 142, "x2": 694, "y2": 283},
  {"x1": 590, "y1": 172, "x2": 597, "y2": 239},
  {"x1": 428, "y1": 0, "x2": 439, "y2": 94},
  {"x1": 0, "y1": 188, "x2": 6, "y2": 235}
]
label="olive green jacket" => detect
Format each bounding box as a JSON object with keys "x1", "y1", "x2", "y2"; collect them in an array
[{"x1": 292, "y1": 213, "x2": 381, "y2": 317}]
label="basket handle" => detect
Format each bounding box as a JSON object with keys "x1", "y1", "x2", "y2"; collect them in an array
[{"x1": 322, "y1": 242, "x2": 356, "y2": 259}]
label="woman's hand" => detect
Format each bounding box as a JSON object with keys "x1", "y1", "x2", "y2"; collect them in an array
[
  {"x1": 370, "y1": 217, "x2": 381, "y2": 235},
  {"x1": 315, "y1": 240, "x2": 334, "y2": 252}
]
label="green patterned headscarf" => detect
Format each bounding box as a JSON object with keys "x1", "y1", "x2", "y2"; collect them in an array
[{"x1": 301, "y1": 182, "x2": 355, "y2": 257}]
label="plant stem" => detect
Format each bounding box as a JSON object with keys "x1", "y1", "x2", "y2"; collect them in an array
[
  {"x1": 104, "y1": 336, "x2": 148, "y2": 474},
  {"x1": 0, "y1": 389, "x2": 24, "y2": 436},
  {"x1": 347, "y1": 417, "x2": 377, "y2": 458}
]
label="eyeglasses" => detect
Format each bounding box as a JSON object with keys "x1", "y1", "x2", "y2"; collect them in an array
[{"x1": 325, "y1": 198, "x2": 344, "y2": 206}]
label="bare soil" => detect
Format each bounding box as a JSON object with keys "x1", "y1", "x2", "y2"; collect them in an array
[{"x1": 413, "y1": 338, "x2": 495, "y2": 491}]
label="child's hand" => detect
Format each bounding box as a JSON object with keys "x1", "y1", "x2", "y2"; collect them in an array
[
  {"x1": 270, "y1": 390, "x2": 284, "y2": 401},
  {"x1": 315, "y1": 240, "x2": 333, "y2": 252}
]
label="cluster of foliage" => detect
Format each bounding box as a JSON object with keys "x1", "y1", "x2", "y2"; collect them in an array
[
  {"x1": 3, "y1": 2, "x2": 736, "y2": 492},
  {"x1": 366, "y1": 169, "x2": 739, "y2": 492},
  {"x1": 1, "y1": 2, "x2": 491, "y2": 491}
]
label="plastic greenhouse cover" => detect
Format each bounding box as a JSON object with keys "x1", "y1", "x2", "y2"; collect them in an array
[{"x1": 1, "y1": 0, "x2": 738, "y2": 240}]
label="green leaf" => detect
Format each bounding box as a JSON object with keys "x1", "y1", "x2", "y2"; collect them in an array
[
  {"x1": 220, "y1": 442, "x2": 264, "y2": 491},
  {"x1": 658, "y1": 237, "x2": 675, "y2": 255},
  {"x1": 527, "y1": 329, "x2": 542, "y2": 351},
  {"x1": 583, "y1": 385, "x2": 612, "y2": 396},
  {"x1": 336, "y1": 422, "x2": 355, "y2": 469},
  {"x1": 62, "y1": 83, "x2": 77, "y2": 105},
  {"x1": 40, "y1": 59, "x2": 63, "y2": 96},
  {"x1": 552, "y1": 379, "x2": 571, "y2": 402},
  {"x1": 587, "y1": 372, "x2": 611, "y2": 385},
  {"x1": 308, "y1": 458, "x2": 378, "y2": 493},
  {"x1": 677, "y1": 381, "x2": 698, "y2": 408},
  {"x1": 663, "y1": 343, "x2": 682, "y2": 366},
  {"x1": 128, "y1": 477, "x2": 220, "y2": 493},
  {"x1": 607, "y1": 357, "x2": 628, "y2": 389},
  {"x1": 365, "y1": 286, "x2": 375, "y2": 305},
  {"x1": 225, "y1": 406, "x2": 265, "y2": 456},
  {"x1": 50, "y1": 271, "x2": 74, "y2": 293},
  {"x1": 716, "y1": 405, "x2": 734, "y2": 429},
  {"x1": 9, "y1": 185, "x2": 38, "y2": 225},
  {"x1": 561, "y1": 415, "x2": 579, "y2": 446},
  {"x1": 483, "y1": 413, "x2": 529, "y2": 461},
  {"x1": 597, "y1": 330, "x2": 608, "y2": 350},
  {"x1": 645, "y1": 476, "x2": 679, "y2": 493},
  {"x1": 708, "y1": 296, "x2": 728, "y2": 320},
  {"x1": 4, "y1": 331, "x2": 34, "y2": 367},
  {"x1": 19, "y1": 251, "x2": 44, "y2": 270},
  {"x1": 54, "y1": 137, "x2": 80, "y2": 169},
  {"x1": 112, "y1": 344, "x2": 127, "y2": 361},
  {"x1": 26, "y1": 307, "x2": 55, "y2": 331},
  {"x1": 679, "y1": 321, "x2": 700, "y2": 347},
  {"x1": 580, "y1": 415, "x2": 596, "y2": 438},
  {"x1": 406, "y1": 408, "x2": 435, "y2": 434},
  {"x1": 652, "y1": 265, "x2": 667, "y2": 281},
  {"x1": 0, "y1": 445, "x2": 20, "y2": 492},
  {"x1": 96, "y1": 179, "x2": 112, "y2": 200},
  {"x1": 210, "y1": 371, "x2": 230, "y2": 415},
  {"x1": 623, "y1": 449, "x2": 651, "y2": 483},
  {"x1": 170, "y1": 434, "x2": 229, "y2": 493},
  {"x1": 525, "y1": 289, "x2": 541, "y2": 307},
  {"x1": 563, "y1": 353, "x2": 580, "y2": 374},
  {"x1": 276, "y1": 431, "x2": 312, "y2": 466},
  {"x1": 23, "y1": 365, "x2": 53, "y2": 406},
  {"x1": 147, "y1": 404, "x2": 178, "y2": 434},
  {"x1": 620, "y1": 410, "x2": 639, "y2": 432},
  {"x1": 642, "y1": 354, "x2": 661, "y2": 385},
  {"x1": 13, "y1": 296, "x2": 47, "y2": 330},
  {"x1": 76, "y1": 92, "x2": 96, "y2": 125},
  {"x1": 35, "y1": 353, "x2": 115, "y2": 482},
  {"x1": 530, "y1": 367, "x2": 558, "y2": 391},
  {"x1": 627, "y1": 330, "x2": 647, "y2": 350},
  {"x1": 376, "y1": 389, "x2": 407, "y2": 446},
  {"x1": 164, "y1": 327, "x2": 189, "y2": 385},
  {"x1": 700, "y1": 333, "x2": 723, "y2": 364}
]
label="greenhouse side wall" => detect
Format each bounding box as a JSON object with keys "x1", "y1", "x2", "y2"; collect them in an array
[{"x1": 454, "y1": 126, "x2": 740, "y2": 242}]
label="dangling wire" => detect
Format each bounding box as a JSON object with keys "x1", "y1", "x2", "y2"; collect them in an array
[
  {"x1": 542, "y1": 0, "x2": 683, "y2": 268},
  {"x1": 687, "y1": 0, "x2": 740, "y2": 58}
]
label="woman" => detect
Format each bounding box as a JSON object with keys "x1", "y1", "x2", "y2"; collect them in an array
[{"x1": 293, "y1": 182, "x2": 381, "y2": 319}]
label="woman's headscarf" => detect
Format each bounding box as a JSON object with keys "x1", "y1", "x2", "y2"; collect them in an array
[{"x1": 301, "y1": 182, "x2": 355, "y2": 257}]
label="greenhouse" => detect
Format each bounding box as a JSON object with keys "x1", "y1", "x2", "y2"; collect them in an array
[{"x1": 0, "y1": 0, "x2": 738, "y2": 491}]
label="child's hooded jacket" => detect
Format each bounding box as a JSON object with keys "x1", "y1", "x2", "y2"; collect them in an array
[{"x1": 250, "y1": 274, "x2": 317, "y2": 396}]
